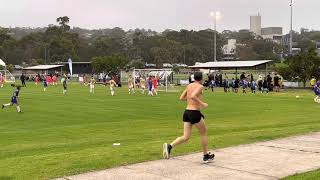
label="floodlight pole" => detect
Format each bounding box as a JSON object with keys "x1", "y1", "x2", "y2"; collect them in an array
[
  {"x1": 289, "y1": 0, "x2": 293, "y2": 55},
  {"x1": 214, "y1": 12, "x2": 217, "y2": 62},
  {"x1": 133, "y1": 69, "x2": 136, "y2": 88},
  {"x1": 165, "y1": 70, "x2": 168, "y2": 92}
]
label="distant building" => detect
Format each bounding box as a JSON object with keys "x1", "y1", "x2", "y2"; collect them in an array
[
  {"x1": 163, "y1": 63, "x2": 173, "y2": 68},
  {"x1": 282, "y1": 33, "x2": 299, "y2": 55},
  {"x1": 261, "y1": 27, "x2": 283, "y2": 44},
  {"x1": 221, "y1": 39, "x2": 247, "y2": 61},
  {"x1": 250, "y1": 14, "x2": 262, "y2": 36},
  {"x1": 222, "y1": 39, "x2": 237, "y2": 56}
]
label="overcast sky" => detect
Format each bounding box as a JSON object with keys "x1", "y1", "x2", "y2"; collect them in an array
[{"x1": 0, "y1": 0, "x2": 318, "y2": 33}]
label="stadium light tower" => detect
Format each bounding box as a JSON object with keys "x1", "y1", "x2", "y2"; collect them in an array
[
  {"x1": 210, "y1": 11, "x2": 221, "y2": 62},
  {"x1": 289, "y1": 0, "x2": 293, "y2": 55}
]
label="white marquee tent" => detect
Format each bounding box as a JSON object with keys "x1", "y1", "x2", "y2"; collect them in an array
[
  {"x1": 189, "y1": 60, "x2": 272, "y2": 77},
  {"x1": 0, "y1": 59, "x2": 6, "y2": 67}
]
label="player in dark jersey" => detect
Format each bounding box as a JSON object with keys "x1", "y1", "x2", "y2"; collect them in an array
[
  {"x1": 2, "y1": 84, "x2": 22, "y2": 113},
  {"x1": 63, "y1": 78, "x2": 68, "y2": 95},
  {"x1": 147, "y1": 76, "x2": 153, "y2": 96},
  {"x1": 314, "y1": 81, "x2": 320, "y2": 103},
  {"x1": 43, "y1": 78, "x2": 48, "y2": 91}
]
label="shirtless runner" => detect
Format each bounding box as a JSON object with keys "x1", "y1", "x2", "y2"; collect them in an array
[{"x1": 162, "y1": 72, "x2": 215, "y2": 163}]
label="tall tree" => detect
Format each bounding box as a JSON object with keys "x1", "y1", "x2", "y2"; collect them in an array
[{"x1": 56, "y1": 16, "x2": 70, "y2": 32}]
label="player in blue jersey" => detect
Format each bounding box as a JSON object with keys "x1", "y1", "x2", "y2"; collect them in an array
[
  {"x1": 242, "y1": 79, "x2": 248, "y2": 94},
  {"x1": 147, "y1": 76, "x2": 153, "y2": 96},
  {"x1": 314, "y1": 81, "x2": 320, "y2": 103},
  {"x1": 2, "y1": 84, "x2": 22, "y2": 113}
]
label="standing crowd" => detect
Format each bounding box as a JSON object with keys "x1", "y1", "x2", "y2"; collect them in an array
[{"x1": 204, "y1": 72, "x2": 283, "y2": 94}]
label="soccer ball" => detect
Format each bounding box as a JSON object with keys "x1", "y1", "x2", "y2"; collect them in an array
[{"x1": 296, "y1": 95, "x2": 300, "y2": 99}]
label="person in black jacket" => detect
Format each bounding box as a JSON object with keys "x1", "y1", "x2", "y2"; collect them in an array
[{"x1": 20, "y1": 73, "x2": 26, "y2": 87}]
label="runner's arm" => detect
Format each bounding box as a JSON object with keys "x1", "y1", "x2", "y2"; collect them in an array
[{"x1": 179, "y1": 89, "x2": 187, "y2": 101}]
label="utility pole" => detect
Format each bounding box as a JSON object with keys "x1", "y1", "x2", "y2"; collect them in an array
[
  {"x1": 214, "y1": 13, "x2": 217, "y2": 62},
  {"x1": 211, "y1": 11, "x2": 220, "y2": 62},
  {"x1": 44, "y1": 47, "x2": 47, "y2": 64},
  {"x1": 289, "y1": 0, "x2": 293, "y2": 55}
]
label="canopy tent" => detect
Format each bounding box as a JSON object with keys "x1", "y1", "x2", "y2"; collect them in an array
[
  {"x1": 189, "y1": 60, "x2": 272, "y2": 77},
  {"x1": 23, "y1": 65, "x2": 64, "y2": 75},
  {"x1": 0, "y1": 59, "x2": 6, "y2": 67},
  {"x1": 189, "y1": 60, "x2": 272, "y2": 69},
  {"x1": 23, "y1": 65, "x2": 63, "y2": 70}
]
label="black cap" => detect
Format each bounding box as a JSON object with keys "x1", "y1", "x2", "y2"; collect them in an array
[{"x1": 194, "y1": 72, "x2": 203, "y2": 81}]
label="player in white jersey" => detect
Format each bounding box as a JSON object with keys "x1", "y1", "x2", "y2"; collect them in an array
[
  {"x1": 140, "y1": 76, "x2": 146, "y2": 94},
  {"x1": 128, "y1": 75, "x2": 135, "y2": 94},
  {"x1": 109, "y1": 77, "x2": 117, "y2": 96},
  {"x1": 89, "y1": 76, "x2": 96, "y2": 94}
]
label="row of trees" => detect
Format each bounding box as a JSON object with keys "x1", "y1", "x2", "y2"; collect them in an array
[
  {"x1": 276, "y1": 48, "x2": 320, "y2": 87},
  {"x1": 1, "y1": 16, "x2": 320, "y2": 83},
  {"x1": 1, "y1": 16, "x2": 301, "y2": 68}
]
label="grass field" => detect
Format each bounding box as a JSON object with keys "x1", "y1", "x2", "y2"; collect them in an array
[
  {"x1": 282, "y1": 169, "x2": 320, "y2": 180},
  {"x1": 1, "y1": 82, "x2": 320, "y2": 180}
]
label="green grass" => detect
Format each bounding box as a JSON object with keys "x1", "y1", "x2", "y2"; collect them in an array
[
  {"x1": 282, "y1": 169, "x2": 320, "y2": 180},
  {"x1": 0, "y1": 83, "x2": 320, "y2": 180}
]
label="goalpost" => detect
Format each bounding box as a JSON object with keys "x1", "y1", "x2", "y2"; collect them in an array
[
  {"x1": 0, "y1": 70, "x2": 15, "y2": 83},
  {"x1": 131, "y1": 69, "x2": 177, "y2": 92}
]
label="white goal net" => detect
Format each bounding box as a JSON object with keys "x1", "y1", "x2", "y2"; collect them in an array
[
  {"x1": 121, "y1": 69, "x2": 178, "y2": 92},
  {"x1": 0, "y1": 70, "x2": 15, "y2": 83}
]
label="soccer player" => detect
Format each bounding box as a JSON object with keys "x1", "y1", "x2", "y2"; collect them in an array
[
  {"x1": 43, "y1": 78, "x2": 48, "y2": 91},
  {"x1": 140, "y1": 76, "x2": 146, "y2": 94},
  {"x1": 109, "y1": 77, "x2": 117, "y2": 96},
  {"x1": 2, "y1": 84, "x2": 22, "y2": 113},
  {"x1": 162, "y1": 72, "x2": 214, "y2": 163},
  {"x1": 147, "y1": 76, "x2": 153, "y2": 96},
  {"x1": 35, "y1": 74, "x2": 40, "y2": 85},
  {"x1": 63, "y1": 78, "x2": 68, "y2": 95},
  {"x1": 250, "y1": 80, "x2": 257, "y2": 94},
  {"x1": 242, "y1": 78, "x2": 248, "y2": 94},
  {"x1": 152, "y1": 76, "x2": 158, "y2": 96},
  {"x1": 0, "y1": 73, "x2": 4, "y2": 88},
  {"x1": 314, "y1": 81, "x2": 320, "y2": 103},
  {"x1": 89, "y1": 76, "x2": 96, "y2": 94},
  {"x1": 128, "y1": 75, "x2": 134, "y2": 94},
  {"x1": 52, "y1": 74, "x2": 58, "y2": 86}
]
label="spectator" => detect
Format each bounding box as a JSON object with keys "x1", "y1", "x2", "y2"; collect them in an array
[
  {"x1": 234, "y1": 78, "x2": 240, "y2": 93},
  {"x1": 250, "y1": 80, "x2": 257, "y2": 94},
  {"x1": 258, "y1": 77, "x2": 263, "y2": 91},
  {"x1": 219, "y1": 73, "x2": 223, "y2": 87},
  {"x1": 242, "y1": 78, "x2": 248, "y2": 94},
  {"x1": 262, "y1": 78, "x2": 269, "y2": 93},
  {"x1": 267, "y1": 74, "x2": 272, "y2": 91},
  {"x1": 20, "y1": 73, "x2": 26, "y2": 87},
  {"x1": 223, "y1": 78, "x2": 230, "y2": 93},
  {"x1": 274, "y1": 73, "x2": 280, "y2": 92},
  {"x1": 231, "y1": 78, "x2": 235, "y2": 92},
  {"x1": 240, "y1": 72, "x2": 246, "y2": 81}
]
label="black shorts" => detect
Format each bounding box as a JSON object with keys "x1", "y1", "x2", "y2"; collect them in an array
[{"x1": 183, "y1": 110, "x2": 204, "y2": 124}]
